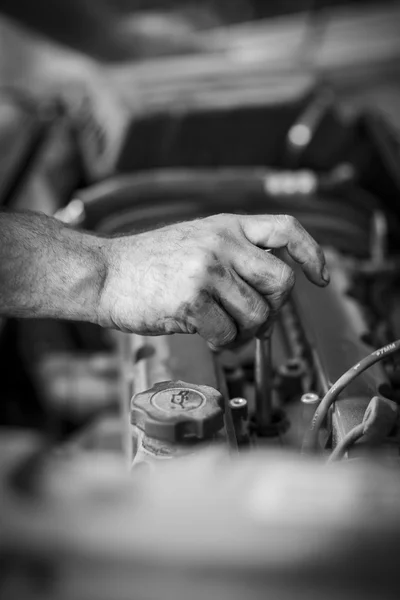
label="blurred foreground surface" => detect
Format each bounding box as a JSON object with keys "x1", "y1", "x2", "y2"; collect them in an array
[{"x1": 2, "y1": 432, "x2": 400, "y2": 600}]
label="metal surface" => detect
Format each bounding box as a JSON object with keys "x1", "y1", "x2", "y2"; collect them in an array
[
  {"x1": 229, "y1": 397, "x2": 248, "y2": 410},
  {"x1": 254, "y1": 248, "x2": 275, "y2": 435},
  {"x1": 300, "y1": 392, "x2": 321, "y2": 433},
  {"x1": 291, "y1": 251, "x2": 392, "y2": 448},
  {"x1": 229, "y1": 397, "x2": 249, "y2": 445},
  {"x1": 255, "y1": 333, "x2": 274, "y2": 433},
  {"x1": 300, "y1": 392, "x2": 320, "y2": 405}
]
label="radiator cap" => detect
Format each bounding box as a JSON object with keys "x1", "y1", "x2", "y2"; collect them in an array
[{"x1": 131, "y1": 380, "x2": 225, "y2": 443}]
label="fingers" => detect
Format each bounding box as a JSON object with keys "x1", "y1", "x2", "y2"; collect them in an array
[
  {"x1": 238, "y1": 214, "x2": 329, "y2": 287},
  {"x1": 172, "y1": 213, "x2": 326, "y2": 347},
  {"x1": 231, "y1": 246, "x2": 295, "y2": 313},
  {"x1": 184, "y1": 273, "x2": 271, "y2": 348},
  {"x1": 186, "y1": 290, "x2": 238, "y2": 349},
  {"x1": 188, "y1": 263, "x2": 277, "y2": 348},
  {"x1": 211, "y1": 266, "x2": 271, "y2": 336}
]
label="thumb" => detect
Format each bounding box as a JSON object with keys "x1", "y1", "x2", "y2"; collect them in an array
[{"x1": 238, "y1": 214, "x2": 329, "y2": 287}]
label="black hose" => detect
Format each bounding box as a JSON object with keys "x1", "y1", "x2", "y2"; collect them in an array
[{"x1": 74, "y1": 169, "x2": 376, "y2": 256}]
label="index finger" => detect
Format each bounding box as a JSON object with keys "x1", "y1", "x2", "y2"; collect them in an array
[{"x1": 238, "y1": 214, "x2": 329, "y2": 287}]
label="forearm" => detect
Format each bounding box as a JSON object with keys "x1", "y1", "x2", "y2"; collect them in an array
[
  {"x1": 0, "y1": 0, "x2": 136, "y2": 61},
  {"x1": 0, "y1": 211, "x2": 107, "y2": 323}
]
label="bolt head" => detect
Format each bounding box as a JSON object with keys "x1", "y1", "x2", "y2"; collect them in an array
[
  {"x1": 229, "y1": 398, "x2": 247, "y2": 408},
  {"x1": 300, "y1": 392, "x2": 320, "y2": 405}
]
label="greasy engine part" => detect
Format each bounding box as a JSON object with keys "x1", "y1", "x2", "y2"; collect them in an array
[{"x1": 289, "y1": 250, "x2": 394, "y2": 454}]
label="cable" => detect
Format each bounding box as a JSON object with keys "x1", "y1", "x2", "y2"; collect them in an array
[
  {"x1": 327, "y1": 395, "x2": 398, "y2": 462},
  {"x1": 302, "y1": 339, "x2": 400, "y2": 453},
  {"x1": 327, "y1": 423, "x2": 364, "y2": 463}
]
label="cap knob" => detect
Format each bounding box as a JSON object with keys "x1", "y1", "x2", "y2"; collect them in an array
[{"x1": 131, "y1": 380, "x2": 224, "y2": 443}]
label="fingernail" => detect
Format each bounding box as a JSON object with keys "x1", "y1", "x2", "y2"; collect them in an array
[{"x1": 321, "y1": 265, "x2": 330, "y2": 284}]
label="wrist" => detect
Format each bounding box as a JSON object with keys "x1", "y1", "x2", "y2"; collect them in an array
[
  {"x1": 49, "y1": 225, "x2": 110, "y2": 326},
  {"x1": 93, "y1": 236, "x2": 124, "y2": 329},
  {"x1": 73, "y1": 231, "x2": 110, "y2": 326},
  {"x1": 94, "y1": 235, "x2": 142, "y2": 332}
]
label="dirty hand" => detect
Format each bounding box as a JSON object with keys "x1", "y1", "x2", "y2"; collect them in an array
[{"x1": 98, "y1": 214, "x2": 329, "y2": 348}]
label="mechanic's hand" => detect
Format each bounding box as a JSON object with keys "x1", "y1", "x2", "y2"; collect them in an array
[{"x1": 98, "y1": 214, "x2": 329, "y2": 349}]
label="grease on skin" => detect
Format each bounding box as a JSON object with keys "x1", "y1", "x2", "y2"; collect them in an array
[
  {"x1": 207, "y1": 255, "x2": 293, "y2": 315},
  {"x1": 176, "y1": 290, "x2": 214, "y2": 323}
]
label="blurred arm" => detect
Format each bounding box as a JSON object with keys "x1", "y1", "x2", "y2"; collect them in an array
[{"x1": 0, "y1": 0, "x2": 140, "y2": 61}]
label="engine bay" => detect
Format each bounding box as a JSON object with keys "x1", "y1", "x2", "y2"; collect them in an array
[
  {"x1": 1, "y1": 6, "x2": 400, "y2": 594},
  {"x1": 60, "y1": 151, "x2": 400, "y2": 464},
  {"x1": 91, "y1": 186, "x2": 400, "y2": 466}
]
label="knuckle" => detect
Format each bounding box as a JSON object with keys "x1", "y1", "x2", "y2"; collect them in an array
[
  {"x1": 212, "y1": 212, "x2": 232, "y2": 223},
  {"x1": 208, "y1": 230, "x2": 225, "y2": 251},
  {"x1": 214, "y1": 322, "x2": 237, "y2": 347},
  {"x1": 207, "y1": 214, "x2": 238, "y2": 237},
  {"x1": 204, "y1": 213, "x2": 226, "y2": 229},
  {"x1": 247, "y1": 298, "x2": 270, "y2": 327},
  {"x1": 279, "y1": 263, "x2": 296, "y2": 291},
  {"x1": 186, "y1": 251, "x2": 210, "y2": 279},
  {"x1": 187, "y1": 287, "x2": 208, "y2": 310},
  {"x1": 189, "y1": 248, "x2": 231, "y2": 284},
  {"x1": 281, "y1": 214, "x2": 299, "y2": 230}
]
